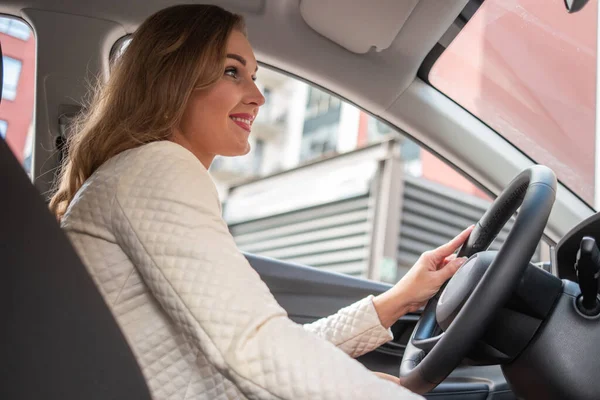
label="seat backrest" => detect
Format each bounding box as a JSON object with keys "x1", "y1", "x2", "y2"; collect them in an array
[{"x1": 0, "y1": 42, "x2": 152, "y2": 400}]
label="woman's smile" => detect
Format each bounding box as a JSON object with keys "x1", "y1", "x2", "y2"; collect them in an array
[{"x1": 229, "y1": 113, "x2": 254, "y2": 132}]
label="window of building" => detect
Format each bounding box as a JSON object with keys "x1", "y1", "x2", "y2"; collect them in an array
[
  {"x1": 0, "y1": 18, "x2": 31, "y2": 40},
  {"x1": 0, "y1": 120, "x2": 7, "y2": 138},
  {"x1": 2, "y1": 56, "x2": 22, "y2": 101},
  {"x1": 305, "y1": 86, "x2": 341, "y2": 119},
  {"x1": 367, "y1": 118, "x2": 393, "y2": 142},
  {"x1": 0, "y1": 16, "x2": 35, "y2": 176},
  {"x1": 300, "y1": 123, "x2": 339, "y2": 162},
  {"x1": 301, "y1": 87, "x2": 342, "y2": 161},
  {"x1": 263, "y1": 88, "x2": 272, "y2": 105},
  {"x1": 253, "y1": 138, "x2": 265, "y2": 174}
]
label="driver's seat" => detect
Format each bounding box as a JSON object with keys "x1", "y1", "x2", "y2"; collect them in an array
[{"x1": 0, "y1": 42, "x2": 152, "y2": 399}]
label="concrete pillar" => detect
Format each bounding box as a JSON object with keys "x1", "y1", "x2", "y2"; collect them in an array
[
  {"x1": 336, "y1": 102, "x2": 360, "y2": 154},
  {"x1": 367, "y1": 139, "x2": 404, "y2": 282}
]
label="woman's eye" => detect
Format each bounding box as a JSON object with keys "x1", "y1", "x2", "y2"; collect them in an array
[{"x1": 224, "y1": 67, "x2": 238, "y2": 79}]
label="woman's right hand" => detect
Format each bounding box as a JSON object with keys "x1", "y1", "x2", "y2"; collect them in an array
[{"x1": 373, "y1": 225, "x2": 474, "y2": 328}]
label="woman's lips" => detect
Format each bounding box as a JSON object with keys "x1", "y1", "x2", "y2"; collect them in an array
[
  {"x1": 231, "y1": 119, "x2": 251, "y2": 132},
  {"x1": 230, "y1": 114, "x2": 254, "y2": 133}
]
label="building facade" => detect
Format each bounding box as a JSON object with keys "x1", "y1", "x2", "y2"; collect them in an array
[
  {"x1": 1, "y1": 18, "x2": 35, "y2": 173},
  {"x1": 210, "y1": 67, "x2": 487, "y2": 202}
]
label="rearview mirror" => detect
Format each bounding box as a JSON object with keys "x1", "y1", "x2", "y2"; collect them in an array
[{"x1": 564, "y1": 0, "x2": 590, "y2": 13}]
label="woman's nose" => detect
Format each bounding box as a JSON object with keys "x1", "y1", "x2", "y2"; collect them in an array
[{"x1": 245, "y1": 81, "x2": 266, "y2": 107}]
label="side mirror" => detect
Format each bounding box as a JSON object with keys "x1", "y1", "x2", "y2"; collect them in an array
[{"x1": 564, "y1": 0, "x2": 591, "y2": 13}]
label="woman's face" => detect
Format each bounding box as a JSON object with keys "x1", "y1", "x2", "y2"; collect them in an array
[{"x1": 175, "y1": 30, "x2": 265, "y2": 168}]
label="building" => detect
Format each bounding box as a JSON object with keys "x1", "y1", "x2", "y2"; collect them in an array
[
  {"x1": 0, "y1": 17, "x2": 35, "y2": 172},
  {"x1": 210, "y1": 67, "x2": 487, "y2": 202}
]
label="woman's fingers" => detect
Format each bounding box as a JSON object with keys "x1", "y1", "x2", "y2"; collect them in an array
[
  {"x1": 431, "y1": 225, "x2": 474, "y2": 262},
  {"x1": 441, "y1": 254, "x2": 457, "y2": 269},
  {"x1": 438, "y1": 256, "x2": 469, "y2": 280}
]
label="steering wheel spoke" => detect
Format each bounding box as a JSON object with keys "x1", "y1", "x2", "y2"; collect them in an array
[{"x1": 412, "y1": 332, "x2": 443, "y2": 352}]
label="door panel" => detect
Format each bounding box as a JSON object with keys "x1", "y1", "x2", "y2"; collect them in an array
[
  {"x1": 245, "y1": 253, "x2": 390, "y2": 322},
  {"x1": 246, "y1": 253, "x2": 516, "y2": 399}
]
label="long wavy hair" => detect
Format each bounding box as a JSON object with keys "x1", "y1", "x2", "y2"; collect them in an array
[{"x1": 49, "y1": 4, "x2": 245, "y2": 220}]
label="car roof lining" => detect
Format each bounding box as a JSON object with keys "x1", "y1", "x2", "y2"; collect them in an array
[
  {"x1": 0, "y1": 0, "x2": 467, "y2": 111},
  {"x1": 299, "y1": 0, "x2": 421, "y2": 54}
]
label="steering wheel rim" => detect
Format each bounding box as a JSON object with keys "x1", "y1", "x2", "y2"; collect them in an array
[{"x1": 399, "y1": 166, "x2": 557, "y2": 394}]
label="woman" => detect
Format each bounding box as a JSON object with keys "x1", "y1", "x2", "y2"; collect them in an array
[{"x1": 51, "y1": 4, "x2": 472, "y2": 400}]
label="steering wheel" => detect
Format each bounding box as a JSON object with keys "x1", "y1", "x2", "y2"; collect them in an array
[{"x1": 399, "y1": 166, "x2": 557, "y2": 394}]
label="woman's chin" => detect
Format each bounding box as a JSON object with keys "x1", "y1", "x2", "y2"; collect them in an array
[{"x1": 221, "y1": 143, "x2": 251, "y2": 157}]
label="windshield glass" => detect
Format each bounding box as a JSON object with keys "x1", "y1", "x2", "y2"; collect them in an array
[{"x1": 430, "y1": 0, "x2": 597, "y2": 205}]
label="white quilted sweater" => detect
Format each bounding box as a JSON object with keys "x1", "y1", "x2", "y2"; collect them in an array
[{"x1": 61, "y1": 141, "x2": 423, "y2": 400}]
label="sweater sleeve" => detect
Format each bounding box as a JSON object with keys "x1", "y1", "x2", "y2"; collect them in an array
[{"x1": 303, "y1": 295, "x2": 394, "y2": 358}]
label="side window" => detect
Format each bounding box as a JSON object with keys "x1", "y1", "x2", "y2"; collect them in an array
[
  {"x1": 0, "y1": 16, "x2": 35, "y2": 178},
  {"x1": 213, "y1": 67, "x2": 549, "y2": 283}
]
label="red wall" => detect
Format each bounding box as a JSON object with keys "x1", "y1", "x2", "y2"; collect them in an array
[
  {"x1": 356, "y1": 110, "x2": 487, "y2": 199},
  {"x1": 421, "y1": 150, "x2": 489, "y2": 200},
  {"x1": 429, "y1": 0, "x2": 597, "y2": 204}
]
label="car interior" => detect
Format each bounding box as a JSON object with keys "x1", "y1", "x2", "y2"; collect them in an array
[{"x1": 2, "y1": 0, "x2": 600, "y2": 399}]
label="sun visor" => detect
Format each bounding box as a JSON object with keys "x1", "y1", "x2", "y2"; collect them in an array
[{"x1": 299, "y1": 0, "x2": 420, "y2": 54}]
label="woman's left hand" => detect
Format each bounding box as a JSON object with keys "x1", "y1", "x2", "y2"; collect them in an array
[
  {"x1": 373, "y1": 371, "x2": 401, "y2": 385},
  {"x1": 373, "y1": 225, "x2": 474, "y2": 328}
]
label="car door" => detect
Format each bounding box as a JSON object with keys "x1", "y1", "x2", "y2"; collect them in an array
[{"x1": 246, "y1": 254, "x2": 515, "y2": 399}]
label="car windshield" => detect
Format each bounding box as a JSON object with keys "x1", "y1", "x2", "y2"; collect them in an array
[{"x1": 429, "y1": 0, "x2": 597, "y2": 205}]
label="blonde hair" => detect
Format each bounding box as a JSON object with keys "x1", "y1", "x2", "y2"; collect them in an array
[{"x1": 49, "y1": 4, "x2": 245, "y2": 219}]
